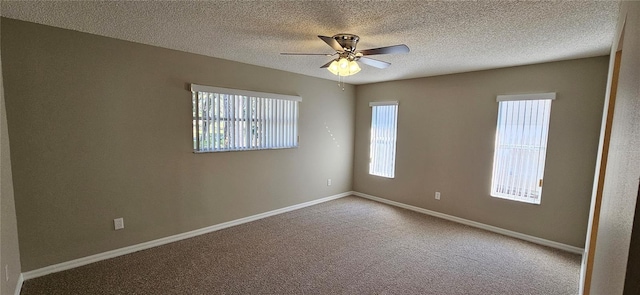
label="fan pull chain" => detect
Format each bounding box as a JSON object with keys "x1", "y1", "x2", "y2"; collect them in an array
[{"x1": 337, "y1": 74, "x2": 345, "y2": 91}]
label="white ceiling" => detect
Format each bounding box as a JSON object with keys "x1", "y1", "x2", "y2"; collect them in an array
[{"x1": 1, "y1": 0, "x2": 620, "y2": 85}]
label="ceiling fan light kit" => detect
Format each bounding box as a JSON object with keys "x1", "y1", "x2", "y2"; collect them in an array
[
  {"x1": 281, "y1": 33, "x2": 409, "y2": 78},
  {"x1": 328, "y1": 57, "x2": 361, "y2": 76}
]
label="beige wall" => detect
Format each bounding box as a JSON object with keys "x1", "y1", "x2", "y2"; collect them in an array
[
  {"x1": 1, "y1": 68, "x2": 21, "y2": 295},
  {"x1": 589, "y1": 1, "x2": 640, "y2": 294},
  {"x1": 354, "y1": 56, "x2": 608, "y2": 248},
  {"x1": 0, "y1": 14, "x2": 22, "y2": 295},
  {"x1": 1, "y1": 18, "x2": 355, "y2": 271},
  {"x1": 0, "y1": 13, "x2": 617, "y2": 278}
]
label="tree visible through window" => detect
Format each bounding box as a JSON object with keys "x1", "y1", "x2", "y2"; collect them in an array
[
  {"x1": 191, "y1": 84, "x2": 300, "y2": 153},
  {"x1": 491, "y1": 93, "x2": 555, "y2": 204}
]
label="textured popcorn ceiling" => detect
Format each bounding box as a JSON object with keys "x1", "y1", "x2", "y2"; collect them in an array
[{"x1": 1, "y1": 0, "x2": 620, "y2": 85}]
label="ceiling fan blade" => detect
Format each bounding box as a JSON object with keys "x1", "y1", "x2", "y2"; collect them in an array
[
  {"x1": 320, "y1": 60, "x2": 335, "y2": 68},
  {"x1": 318, "y1": 35, "x2": 344, "y2": 52},
  {"x1": 280, "y1": 53, "x2": 334, "y2": 56},
  {"x1": 358, "y1": 44, "x2": 409, "y2": 56},
  {"x1": 358, "y1": 57, "x2": 391, "y2": 69}
]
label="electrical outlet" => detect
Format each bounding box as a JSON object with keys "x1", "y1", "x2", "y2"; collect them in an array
[
  {"x1": 327, "y1": 179, "x2": 332, "y2": 186},
  {"x1": 435, "y1": 192, "x2": 441, "y2": 200},
  {"x1": 114, "y1": 218, "x2": 124, "y2": 230}
]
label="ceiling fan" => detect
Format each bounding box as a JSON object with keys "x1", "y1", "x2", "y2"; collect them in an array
[{"x1": 281, "y1": 34, "x2": 410, "y2": 77}]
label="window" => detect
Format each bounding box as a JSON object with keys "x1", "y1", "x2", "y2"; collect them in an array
[
  {"x1": 191, "y1": 84, "x2": 300, "y2": 152},
  {"x1": 491, "y1": 93, "x2": 555, "y2": 204},
  {"x1": 369, "y1": 101, "x2": 398, "y2": 178}
]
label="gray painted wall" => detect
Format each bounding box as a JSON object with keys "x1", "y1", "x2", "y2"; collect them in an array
[
  {"x1": 1, "y1": 18, "x2": 355, "y2": 271},
  {"x1": 353, "y1": 57, "x2": 608, "y2": 248},
  {"x1": 0, "y1": 14, "x2": 22, "y2": 295},
  {"x1": 589, "y1": 1, "x2": 640, "y2": 294}
]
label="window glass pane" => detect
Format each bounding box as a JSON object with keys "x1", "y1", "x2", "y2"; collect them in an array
[
  {"x1": 192, "y1": 90, "x2": 299, "y2": 153},
  {"x1": 369, "y1": 104, "x2": 398, "y2": 178},
  {"x1": 491, "y1": 98, "x2": 552, "y2": 204}
]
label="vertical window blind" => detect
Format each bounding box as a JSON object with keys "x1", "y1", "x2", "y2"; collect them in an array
[
  {"x1": 491, "y1": 93, "x2": 555, "y2": 204},
  {"x1": 191, "y1": 84, "x2": 300, "y2": 153},
  {"x1": 369, "y1": 101, "x2": 399, "y2": 178}
]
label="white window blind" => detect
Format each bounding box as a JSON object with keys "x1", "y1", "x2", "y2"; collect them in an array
[
  {"x1": 191, "y1": 84, "x2": 300, "y2": 153},
  {"x1": 369, "y1": 101, "x2": 398, "y2": 178},
  {"x1": 490, "y1": 93, "x2": 555, "y2": 204}
]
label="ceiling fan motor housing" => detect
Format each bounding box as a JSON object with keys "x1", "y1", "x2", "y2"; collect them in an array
[{"x1": 333, "y1": 34, "x2": 360, "y2": 52}]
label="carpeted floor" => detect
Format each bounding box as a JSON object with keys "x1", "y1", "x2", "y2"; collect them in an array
[{"x1": 21, "y1": 196, "x2": 581, "y2": 294}]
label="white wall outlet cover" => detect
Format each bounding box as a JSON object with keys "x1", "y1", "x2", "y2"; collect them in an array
[
  {"x1": 327, "y1": 179, "x2": 332, "y2": 186},
  {"x1": 435, "y1": 192, "x2": 441, "y2": 200},
  {"x1": 114, "y1": 218, "x2": 124, "y2": 230}
]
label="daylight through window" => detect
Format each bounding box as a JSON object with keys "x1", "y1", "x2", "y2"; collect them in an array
[
  {"x1": 191, "y1": 84, "x2": 300, "y2": 153},
  {"x1": 490, "y1": 93, "x2": 555, "y2": 204},
  {"x1": 369, "y1": 101, "x2": 398, "y2": 178}
]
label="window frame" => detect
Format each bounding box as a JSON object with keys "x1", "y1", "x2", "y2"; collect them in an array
[
  {"x1": 368, "y1": 101, "x2": 399, "y2": 179},
  {"x1": 490, "y1": 92, "x2": 555, "y2": 205},
  {"x1": 190, "y1": 84, "x2": 301, "y2": 153}
]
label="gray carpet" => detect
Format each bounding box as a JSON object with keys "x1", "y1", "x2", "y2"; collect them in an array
[{"x1": 21, "y1": 196, "x2": 581, "y2": 294}]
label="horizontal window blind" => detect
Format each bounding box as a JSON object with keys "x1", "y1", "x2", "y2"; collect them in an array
[
  {"x1": 491, "y1": 94, "x2": 554, "y2": 204},
  {"x1": 369, "y1": 101, "x2": 398, "y2": 178},
  {"x1": 191, "y1": 84, "x2": 300, "y2": 153}
]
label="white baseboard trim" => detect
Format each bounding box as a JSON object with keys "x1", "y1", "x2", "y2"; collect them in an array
[
  {"x1": 352, "y1": 191, "x2": 584, "y2": 255},
  {"x1": 14, "y1": 274, "x2": 24, "y2": 295},
  {"x1": 21, "y1": 191, "x2": 353, "y2": 281}
]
